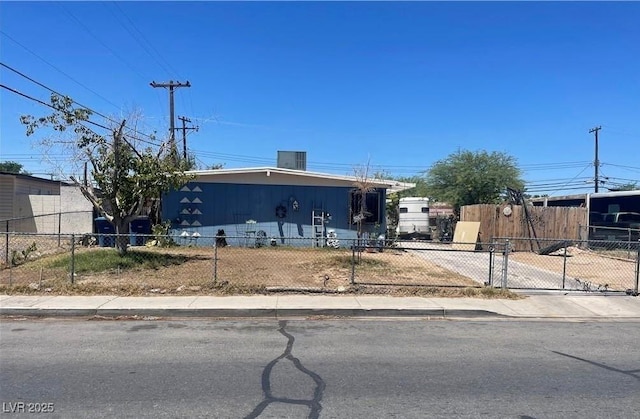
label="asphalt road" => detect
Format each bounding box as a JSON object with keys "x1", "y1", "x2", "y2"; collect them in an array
[{"x1": 1, "y1": 318, "x2": 639, "y2": 418}]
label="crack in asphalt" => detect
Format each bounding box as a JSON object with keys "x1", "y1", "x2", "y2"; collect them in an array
[{"x1": 245, "y1": 320, "x2": 326, "y2": 419}]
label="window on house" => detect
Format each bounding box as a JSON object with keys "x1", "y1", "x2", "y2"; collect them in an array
[
  {"x1": 399, "y1": 207, "x2": 408, "y2": 214},
  {"x1": 421, "y1": 207, "x2": 429, "y2": 213},
  {"x1": 350, "y1": 190, "x2": 381, "y2": 224}
]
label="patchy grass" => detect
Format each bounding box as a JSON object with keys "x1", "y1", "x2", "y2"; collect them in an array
[
  {"x1": 305, "y1": 254, "x2": 389, "y2": 271},
  {"x1": 46, "y1": 248, "x2": 189, "y2": 273},
  {"x1": 0, "y1": 245, "x2": 515, "y2": 298}
]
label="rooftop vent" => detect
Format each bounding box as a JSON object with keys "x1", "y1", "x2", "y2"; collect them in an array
[{"x1": 277, "y1": 151, "x2": 307, "y2": 171}]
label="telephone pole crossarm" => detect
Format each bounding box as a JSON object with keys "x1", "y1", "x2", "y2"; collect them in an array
[
  {"x1": 150, "y1": 80, "x2": 191, "y2": 162},
  {"x1": 176, "y1": 116, "x2": 198, "y2": 160}
]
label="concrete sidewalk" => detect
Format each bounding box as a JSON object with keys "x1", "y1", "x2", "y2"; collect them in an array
[{"x1": 1, "y1": 292, "x2": 640, "y2": 320}]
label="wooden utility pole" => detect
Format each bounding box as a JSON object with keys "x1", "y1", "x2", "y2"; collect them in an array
[
  {"x1": 177, "y1": 116, "x2": 198, "y2": 160},
  {"x1": 589, "y1": 126, "x2": 602, "y2": 193},
  {"x1": 150, "y1": 80, "x2": 191, "y2": 162}
]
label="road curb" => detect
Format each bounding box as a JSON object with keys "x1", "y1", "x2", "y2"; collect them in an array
[
  {"x1": 0, "y1": 307, "x2": 505, "y2": 319},
  {"x1": 1, "y1": 308, "x2": 99, "y2": 317},
  {"x1": 443, "y1": 309, "x2": 506, "y2": 318}
]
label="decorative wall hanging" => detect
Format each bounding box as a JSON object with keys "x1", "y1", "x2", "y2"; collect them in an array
[{"x1": 275, "y1": 204, "x2": 287, "y2": 219}]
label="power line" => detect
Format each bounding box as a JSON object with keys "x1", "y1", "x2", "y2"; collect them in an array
[
  {"x1": 524, "y1": 163, "x2": 594, "y2": 197},
  {"x1": 525, "y1": 185, "x2": 595, "y2": 194},
  {"x1": 602, "y1": 163, "x2": 640, "y2": 175},
  {"x1": 189, "y1": 148, "x2": 598, "y2": 174},
  {"x1": 51, "y1": 4, "x2": 169, "y2": 139},
  {"x1": 1, "y1": 84, "x2": 106, "y2": 131},
  {"x1": 1, "y1": 83, "x2": 163, "y2": 149},
  {"x1": 103, "y1": 2, "x2": 169, "y2": 119},
  {"x1": 524, "y1": 179, "x2": 593, "y2": 188},
  {"x1": 0, "y1": 30, "x2": 122, "y2": 111},
  {"x1": 0, "y1": 38, "x2": 160, "y2": 139},
  {"x1": 521, "y1": 162, "x2": 593, "y2": 171},
  {"x1": 1, "y1": 62, "x2": 163, "y2": 147},
  {"x1": 57, "y1": 3, "x2": 150, "y2": 82},
  {"x1": 110, "y1": 1, "x2": 183, "y2": 80}
]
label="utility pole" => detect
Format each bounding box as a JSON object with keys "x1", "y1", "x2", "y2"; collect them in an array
[
  {"x1": 176, "y1": 116, "x2": 199, "y2": 160},
  {"x1": 589, "y1": 126, "x2": 602, "y2": 193},
  {"x1": 150, "y1": 80, "x2": 191, "y2": 162}
]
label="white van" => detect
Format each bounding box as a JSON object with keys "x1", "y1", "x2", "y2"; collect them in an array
[{"x1": 396, "y1": 197, "x2": 431, "y2": 239}]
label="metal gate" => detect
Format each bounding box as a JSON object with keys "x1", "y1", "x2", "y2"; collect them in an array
[{"x1": 491, "y1": 238, "x2": 640, "y2": 293}]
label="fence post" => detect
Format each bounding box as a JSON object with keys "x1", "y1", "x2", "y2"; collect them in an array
[
  {"x1": 4, "y1": 229, "x2": 8, "y2": 266},
  {"x1": 488, "y1": 242, "x2": 495, "y2": 286},
  {"x1": 350, "y1": 242, "x2": 356, "y2": 285},
  {"x1": 58, "y1": 212, "x2": 62, "y2": 248},
  {"x1": 501, "y1": 239, "x2": 510, "y2": 290},
  {"x1": 8, "y1": 239, "x2": 12, "y2": 287},
  {"x1": 213, "y1": 244, "x2": 218, "y2": 284},
  {"x1": 562, "y1": 245, "x2": 568, "y2": 289},
  {"x1": 70, "y1": 233, "x2": 75, "y2": 284},
  {"x1": 635, "y1": 240, "x2": 639, "y2": 295}
]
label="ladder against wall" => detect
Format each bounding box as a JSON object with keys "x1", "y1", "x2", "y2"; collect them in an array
[{"x1": 312, "y1": 210, "x2": 325, "y2": 247}]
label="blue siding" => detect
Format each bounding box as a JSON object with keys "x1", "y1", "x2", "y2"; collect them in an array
[{"x1": 162, "y1": 182, "x2": 387, "y2": 247}]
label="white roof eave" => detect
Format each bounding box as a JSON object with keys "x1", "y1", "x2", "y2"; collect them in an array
[{"x1": 186, "y1": 167, "x2": 416, "y2": 192}]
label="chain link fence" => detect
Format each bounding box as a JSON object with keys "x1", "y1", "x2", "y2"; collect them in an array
[
  {"x1": 580, "y1": 223, "x2": 640, "y2": 242},
  {"x1": 494, "y1": 237, "x2": 639, "y2": 293},
  {"x1": 1, "y1": 211, "x2": 95, "y2": 236},
  {"x1": 1, "y1": 232, "x2": 638, "y2": 295}
]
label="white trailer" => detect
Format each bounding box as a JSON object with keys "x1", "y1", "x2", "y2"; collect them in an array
[{"x1": 396, "y1": 197, "x2": 431, "y2": 239}]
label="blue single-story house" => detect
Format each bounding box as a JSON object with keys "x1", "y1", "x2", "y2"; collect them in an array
[{"x1": 162, "y1": 167, "x2": 414, "y2": 247}]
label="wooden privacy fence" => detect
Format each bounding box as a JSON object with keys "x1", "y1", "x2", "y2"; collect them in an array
[{"x1": 460, "y1": 204, "x2": 588, "y2": 251}]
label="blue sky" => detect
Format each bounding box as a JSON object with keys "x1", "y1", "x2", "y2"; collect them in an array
[{"x1": 1, "y1": 1, "x2": 639, "y2": 196}]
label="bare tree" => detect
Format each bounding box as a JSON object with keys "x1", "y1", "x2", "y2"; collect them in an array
[
  {"x1": 21, "y1": 94, "x2": 191, "y2": 255},
  {"x1": 352, "y1": 158, "x2": 378, "y2": 244}
]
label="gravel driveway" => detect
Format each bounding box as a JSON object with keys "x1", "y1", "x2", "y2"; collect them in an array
[{"x1": 398, "y1": 241, "x2": 597, "y2": 291}]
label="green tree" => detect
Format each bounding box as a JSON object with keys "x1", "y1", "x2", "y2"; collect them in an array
[
  {"x1": 21, "y1": 94, "x2": 191, "y2": 255},
  {"x1": 0, "y1": 161, "x2": 31, "y2": 175},
  {"x1": 424, "y1": 150, "x2": 524, "y2": 214},
  {"x1": 395, "y1": 175, "x2": 429, "y2": 198}
]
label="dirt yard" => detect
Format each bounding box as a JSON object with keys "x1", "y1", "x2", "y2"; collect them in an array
[
  {"x1": 509, "y1": 247, "x2": 638, "y2": 291},
  {"x1": 2, "y1": 243, "x2": 635, "y2": 295},
  {"x1": 0, "y1": 245, "x2": 477, "y2": 295}
]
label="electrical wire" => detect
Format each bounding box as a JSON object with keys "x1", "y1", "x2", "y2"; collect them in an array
[
  {"x1": 1, "y1": 83, "x2": 163, "y2": 149},
  {"x1": 56, "y1": 3, "x2": 150, "y2": 82},
  {"x1": 0, "y1": 30, "x2": 123, "y2": 111},
  {"x1": 110, "y1": 1, "x2": 183, "y2": 80},
  {"x1": 0, "y1": 62, "x2": 161, "y2": 144}
]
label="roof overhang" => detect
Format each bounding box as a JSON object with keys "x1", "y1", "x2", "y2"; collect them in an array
[
  {"x1": 185, "y1": 167, "x2": 416, "y2": 193},
  {"x1": 530, "y1": 190, "x2": 640, "y2": 203},
  {"x1": 589, "y1": 190, "x2": 640, "y2": 199}
]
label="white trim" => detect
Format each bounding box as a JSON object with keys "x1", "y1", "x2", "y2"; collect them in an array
[
  {"x1": 590, "y1": 190, "x2": 640, "y2": 199},
  {"x1": 531, "y1": 190, "x2": 640, "y2": 203},
  {"x1": 185, "y1": 166, "x2": 415, "y2": 193}
]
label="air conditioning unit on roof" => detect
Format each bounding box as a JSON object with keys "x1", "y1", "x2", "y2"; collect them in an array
[{"x1": 277, "y1": 151, "x2": 306, "y2": 171}]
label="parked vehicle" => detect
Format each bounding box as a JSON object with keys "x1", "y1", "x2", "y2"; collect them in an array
[
  {"x1": 589, "y1": 211, "x2": 640, "y2": 242},
  {"x1": 396, "y1": 197, "x2": 431, "y2": 240}
]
